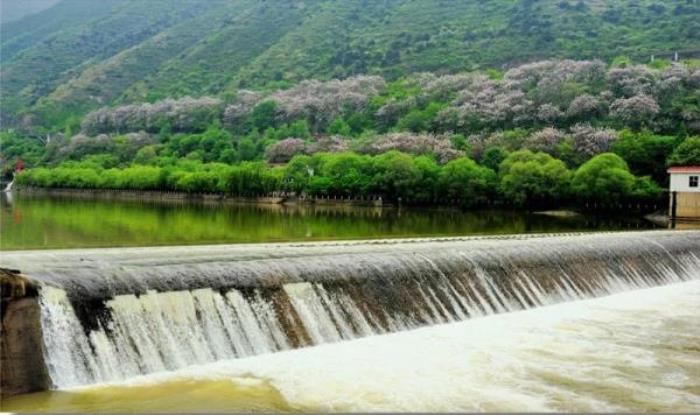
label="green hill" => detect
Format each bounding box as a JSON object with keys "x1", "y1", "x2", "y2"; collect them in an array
[{"x1": 2, "y1": 0, "x2": 699, "y2": 128}]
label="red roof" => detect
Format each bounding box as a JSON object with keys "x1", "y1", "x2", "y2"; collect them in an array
[{"x1": 667, "y1": 166, "x2": 700, "y2": 173}]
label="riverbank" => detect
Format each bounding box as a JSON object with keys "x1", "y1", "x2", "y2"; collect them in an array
[
  {"x1": 13, "y1": 186, "x2": 387, "y2": 207},
  {"x1": 11, "y1": 185, "x2": 669, "y2": 214}
]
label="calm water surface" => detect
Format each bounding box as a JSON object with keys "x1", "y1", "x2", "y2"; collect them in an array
[{"x1": 0, "y1": 193, "x2": 660, "y2": 250}]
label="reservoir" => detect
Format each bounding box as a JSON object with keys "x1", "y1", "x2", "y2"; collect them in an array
[
  {"x1": 1, "y1": 194, "x2": 696, "y2": 413},
  {"x1": 1, "y1": 193, "x2": 659, "y2": 250}
]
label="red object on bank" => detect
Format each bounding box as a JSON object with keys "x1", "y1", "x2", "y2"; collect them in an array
[
  {"x1": 667, "y1": 166, "x2": 700, "y2": 174},
  {"x1": 14, "y1": 159, "x2": 24, "y2": 172}
]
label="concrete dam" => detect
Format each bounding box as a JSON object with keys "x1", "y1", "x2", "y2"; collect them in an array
[{"x1": 1, "y1": 231, "x2": 699, "y2": 396}]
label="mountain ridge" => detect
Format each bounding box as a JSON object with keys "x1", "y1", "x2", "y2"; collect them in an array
[{"x1": 2, "y1": 0, "x2": 699, "y2": 128}]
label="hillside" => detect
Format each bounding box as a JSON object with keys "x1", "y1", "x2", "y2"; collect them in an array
[
  {"x1": 0, "y1": 0, "x2": 59, "y2": 23},
  {"x1": 2, "y1": 0, "x2": 699, "y2": 129}
]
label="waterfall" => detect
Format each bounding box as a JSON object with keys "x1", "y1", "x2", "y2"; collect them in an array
[
  {"x1": 2, "y1": 178, "x2": 13, "y2": 193},
  {"x1": 4, "y1": 231, "x2": 699, "y2": 389}
]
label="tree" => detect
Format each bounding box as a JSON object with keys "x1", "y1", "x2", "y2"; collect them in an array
[
  {"x1": 667, "y1": 136, "x2": 700, "y2": 166},
  {"x1": 569, "y1": 124, "x2": 618, "y2": 158},
  {"x1": 571, "y1": 153, "x2": 636, "y2": 203},
  {"x1": 437, "y1": 157, "x2": 496, "y2": 206},
  {"x1": 315, "y1": 152, "x2": 373, "y2": 196},
  {"x1": 413, "y1": 155, "x2": 440, "y2": 202},
  {"x1": 609, "y1": 94, "x2": 660, "y2": 130},
  {"x1": 0, "y1": 131, "x2": 45, "y2": 174},
  {"x1": 566, "y1": 94, "x2": 602, "y2": 121},
  {"x1": 397, "y1": 108, "x2": 429, "y2": 132},
  {"x1": 270, "y1": 76, "x2": 385, "y2": 131},
  {"x1": 499, "y1": 150, "x2": 571, "y2": 206},
  {"x1": 370, "y1": 151, "x2": 421, "y2": 200},
  {"x1": 612, "y1": 130, "x2": 675, "y2": 184},
  {"x1": 284, "y1": 155, "x2": 315, "y2": 192},
  {"x1": 238, "y1": 137, "x2": 258, "y2": 161},
  {"x1": 523, "y1": 128, "x2": 566, "y2": 155},
  {"x1": 396, "y1": 102, "x2": 444, "y2": 133},
  {"x1": 81, "y1": 97, "x2": 222, "y2": 135},
  {"x1": 481, "y1": 146, "x2": 509, "y2": 171},
  {"x1": 358, "y1": 131, "x2": 463, "y2": 163},
  {"x1": 198, "y1": 127, "x2": 234, "y2": 163},
  {"x1": 251, "y1": 101, "x2": 279, "y2": 131},
  {"x1": 265, "y1": 138, "x2": 306, "y2": 163},
  {"x1": 328, "y1": 117, "x2": 352, "y2": 136}
]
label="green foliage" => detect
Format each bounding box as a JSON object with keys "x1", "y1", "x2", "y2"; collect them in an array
[
  {"x1": 80, "y1": 154, "x2": 119, "y2": 169},
  {"x1": 19, "y1": 147, "x2": 665, "y2": 207},
  {"x1": 263, "y1": 120, "x2": 312, "y2": 142},
  {"x1": 314, "y1": 152, "x2": 373, "y2": 196},
  {"x1": 0, "y1": 131, "x2": 45, "y2": 173},
  {"x1": 612, "y1": 130, "x2": 676, "y2": 184},
  {"x1": 481, "y1": 147, "x2": 509, "y2": 171},
  {"x1": 571, "y1": 153, "x2": 659, "y2": 203},
  {"x1": 449, "y1": 134, "x2": 468, "y2": 151},
  {"x1": 162, "y1": 127, "x2": 236, "y2": 163},
  {"x1": 328, "y1": 118, "x2": 352, "y2": 136},
  {"x1": 5, "y1": 0, "x2": 700, "y2": 127},
  {"x1": 133, "y1": 145, "x2": 160, "y2": 165},
  {"x1": 396, "y1": 102, "x2": 445, "y2": 133},
  {"x1": 499, "y1": 150, "x2": 571, "y2": 207},
  {"x1": 370, "y1": 151, "x2": 422, "y2": 200},
  {"x1": 667, "y1": 136, "x2": 700, "y2": 167},
  {"x1": 437, "y1": 158, "x2": 497, "y2": 207},
  {"x1": 251, "y1": 101, "x2": 279, "y2": 131},
  {"x1": 5, "y1": 1, "x2": 696, "y2": 208},
  {"x1": 238, "y1": 137, "x2": 258, "y2": 162}
]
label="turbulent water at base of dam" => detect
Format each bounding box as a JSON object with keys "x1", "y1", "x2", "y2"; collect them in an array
[
  {"x1": 4, "y1": 280, "x2": 700, "y2": 413},
  {"x1": 2, "y1": 231, "x2": 699, "y2": 389}
]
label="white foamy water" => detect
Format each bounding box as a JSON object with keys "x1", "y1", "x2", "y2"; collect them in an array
[
  {"x1": 28, "y1": 232, "x2": 699, "y2": 388},
  {"x1": 69, "y1": 280, "x2": 700, "y2": 413}
]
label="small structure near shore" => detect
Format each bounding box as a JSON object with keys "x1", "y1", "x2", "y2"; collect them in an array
[
  {"x1": 668, "y1": 166, "x2": 700, "y2": 220},
  {"x1": 0, "y1": 268, "x2": 50, "y2": 397}
]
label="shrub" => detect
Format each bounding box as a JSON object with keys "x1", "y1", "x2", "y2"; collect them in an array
[
  {"x1": 667, "y1": 136, "x2": 700, "y2": 166},
  {"x1": 437, "y1": 157, "x2": 496, "y2": 206},
  {"x1": 571, "y1": 153, "x2": 636, "y2": 203},
  {"x1": 499, "y1": 150, "x2": 571, "y2": 206}
]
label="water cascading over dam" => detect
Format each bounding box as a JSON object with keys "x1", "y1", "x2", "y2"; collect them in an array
[{"x1": 2, "y1": 231, "x2": 699, "y2": 391}]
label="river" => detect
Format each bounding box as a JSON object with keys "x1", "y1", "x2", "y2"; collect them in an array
[
  {"x1": 2, "y1": 193, "x2": 696, "y2": 413},
  {"x1": 3, "y1": 280, "x2": 699, "y2": 413},
  {"x1": 1, "y1": 193, "x2": 659, "y2": 250}
]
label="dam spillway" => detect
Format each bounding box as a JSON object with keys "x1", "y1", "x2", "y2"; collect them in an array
[{"x1": 1, "y1": 231, "x2": 699, "y2": 391}]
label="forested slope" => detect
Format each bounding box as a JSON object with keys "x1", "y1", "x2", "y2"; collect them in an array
[{"x1": 2, "y1": 0, "x2": 699, "y2": 128}]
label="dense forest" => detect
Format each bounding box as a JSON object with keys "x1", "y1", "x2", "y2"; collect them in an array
[
  {"x1": 1, "y1": 0, "x2": 699, "y2": 208},
  {"x1": 4, "y1": 58, "x2": 699, "y2": 208},
  {"x1": 2, "y1": 0, "x2": 699, "y2": 129}
]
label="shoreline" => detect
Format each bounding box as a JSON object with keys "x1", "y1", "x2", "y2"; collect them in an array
[
  {"x1": 8, "y1": 186, "x2": 667, "y2": 214},
  {"x1": 11, "y1": 186, "x2": 388, "y2": 208}
]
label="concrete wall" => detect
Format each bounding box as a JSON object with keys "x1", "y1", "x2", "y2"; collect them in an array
[
  {"x1": 0, "y1": 270, "x2": 50, "y2": 397},
  {"x1": 670, "y1": 173, "x2": 700, "y2": 192}
]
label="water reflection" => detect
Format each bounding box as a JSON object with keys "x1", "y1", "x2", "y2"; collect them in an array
[{"x1": 1, "y1": 193, "x2": 661, "y2": 250}]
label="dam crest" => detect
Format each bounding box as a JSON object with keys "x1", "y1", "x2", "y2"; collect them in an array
[{"x1": 2, "y1": 231, "x2": 699, "y2": 391}]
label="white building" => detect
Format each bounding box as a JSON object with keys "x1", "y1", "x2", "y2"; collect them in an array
[{"x1": 668, "y1": 166, "x2": 700, "y2": 219}]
